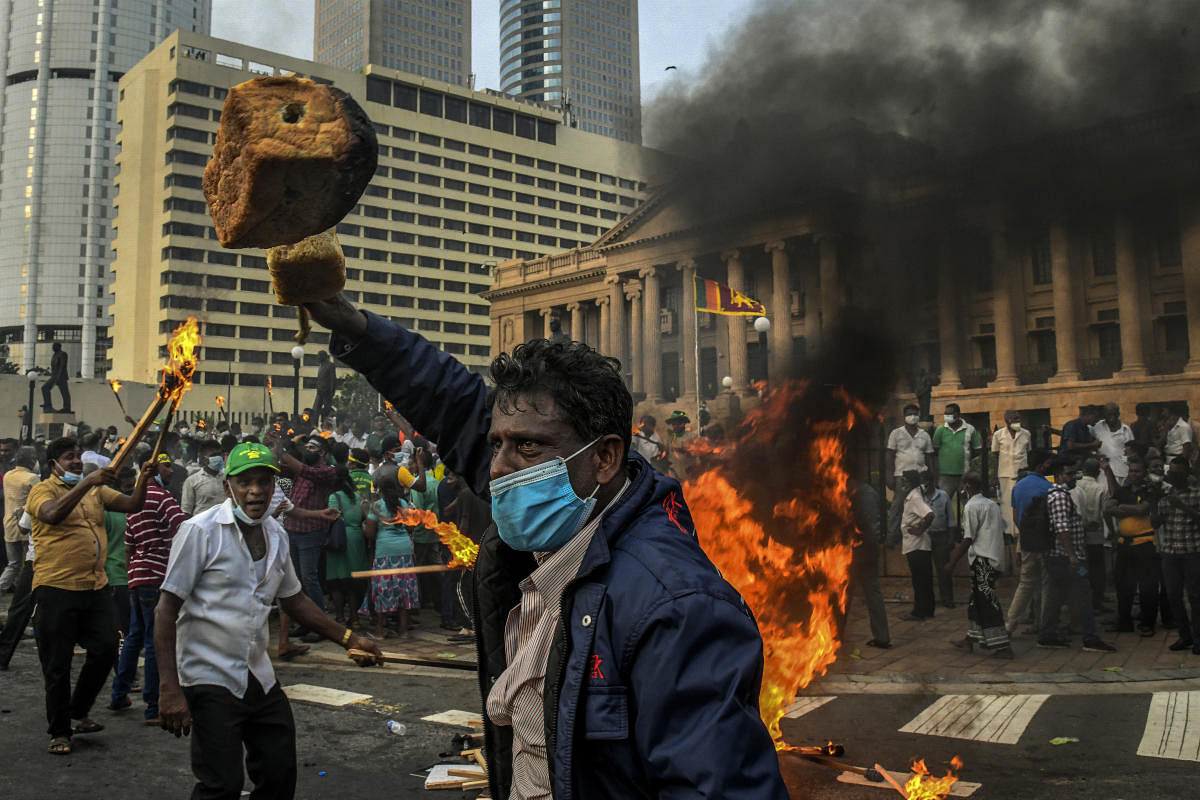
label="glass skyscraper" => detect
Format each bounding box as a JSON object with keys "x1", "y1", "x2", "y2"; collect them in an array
[{"x1": 499, "y1": 0, "x2": 640, "y2": 143}]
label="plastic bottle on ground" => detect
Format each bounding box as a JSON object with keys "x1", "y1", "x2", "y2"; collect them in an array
[{"x1": 385, "y1": 720, "x2": 406, "y2": 735}]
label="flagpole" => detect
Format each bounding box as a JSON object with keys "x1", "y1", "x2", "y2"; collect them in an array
[{"x1": 694, "y1": 303, "x2": 702, "y2": 436}]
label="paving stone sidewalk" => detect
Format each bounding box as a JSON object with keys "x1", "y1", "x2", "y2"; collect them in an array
[{"x1": 819, "y1": 573, "x2": 1200, "y2": 691}]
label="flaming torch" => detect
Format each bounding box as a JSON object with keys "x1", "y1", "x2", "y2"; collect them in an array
[
  {"x1": 108, "y1": 379, "x2": 128, "y2": 419},
  {"x1": 216, "y1": 394, "x2": 229, "y2": 426},
  {"x1": 351, "y1": 508, "x2": 478, "y2": 578},
  {"x1": 108, "y1": 319, "x2": 200, "y2": 471},
  {"x1": 266, "y1": 377, "x2": 275, "y2": 415}
]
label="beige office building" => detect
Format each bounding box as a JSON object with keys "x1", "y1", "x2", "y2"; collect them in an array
[{"x1": 108, "y1": 31, "x2": 660, "y2": 417}]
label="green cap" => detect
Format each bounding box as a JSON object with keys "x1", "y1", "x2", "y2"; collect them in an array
[{"x1": 225, "y1": 442, "x2": 279, "y2": 476}]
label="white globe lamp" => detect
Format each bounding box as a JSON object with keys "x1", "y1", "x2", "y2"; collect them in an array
[{"x1": 753, "y1": 316, "x2": 771, "y2": 333}]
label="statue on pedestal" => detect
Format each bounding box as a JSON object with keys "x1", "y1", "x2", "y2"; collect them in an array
[
  {"x1": 548, "y1": 314, "x2": 570, "y2": 345},
  {"x1": 41, "y1": 342, "x2": 72, "y2": 414}
]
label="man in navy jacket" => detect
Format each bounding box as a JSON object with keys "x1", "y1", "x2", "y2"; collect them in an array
[{"x1": 306, "y1": 295, "x2": 787, "y2": 799}]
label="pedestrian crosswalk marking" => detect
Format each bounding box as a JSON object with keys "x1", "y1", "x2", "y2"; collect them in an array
[
  {"x1": 900, "y1": 694, "x2": 1049, "y2": 744},
  {"x1": 784, "y1": 696, "x2": 837, "y2": 719},
  {"x1": 283, "y1": 683, "x2": 372, "y2": 707},
  {"x1": 1138, "y1": 691, "x2": 1200, "y2": 762}
]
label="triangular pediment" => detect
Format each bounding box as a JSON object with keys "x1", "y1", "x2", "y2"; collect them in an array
[{"x1": 592, "y1": 187, "x2": 698, "y2": 249}]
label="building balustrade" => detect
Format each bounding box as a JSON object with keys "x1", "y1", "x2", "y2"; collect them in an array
[
  {"x1": 1080, "y1": 356, "x2": 1122, "y2": 381},
  {"x1": 1017, "y1": 362, "x2": 1057, "y2": 385}
]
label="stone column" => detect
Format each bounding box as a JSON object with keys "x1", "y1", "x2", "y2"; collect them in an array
[
  {"x1": 1114, "y1": 215, "x2": 1148, "y2": 377},
  {"x1": 541, "y1": 307, "x2": 553, "y2": 339},
  {"x1": 818, "y1": 234, "x2": 840, "y2": 339},
  {"x1": 626, "y1": 281, "x2": 644, "y2": 394},
  {"x1": 990, "y1": 228, "x2": 1019, "y2": 388},
  {"x1": 722, "y1": 249, "x2": 749, "y2": 394},
  {"x1": 567, "y1": 302, "x2": 584, "y2": 344},
  {"x1": 640, "y1": 266, "x2": 663, "y2": 401},
  {"x1": 765, "y1": 240, "x2": 791, "y2": 382},
  {"x1": 936, "y1": 243, "x2": 961, "y2": 389},
  {"x1": 1048, "y1": 221, "x2": 1080, "y2": 382},
  {"x1": 606, "y1": 275, "x2": 624, "y2": 358},
  {"x1": 677, "y1": 259, "x2": 698, "y2": 399},
  {"x1": 1182, "y1": 202, "x2": 1200, "y2": 373},
  {"x1": 597, "y1": 295, "x2": 611, "y2": 356}
]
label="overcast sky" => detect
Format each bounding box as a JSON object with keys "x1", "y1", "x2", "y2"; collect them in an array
[{"x1": 210, "y1": 0, "x2": 748, "y2": 103}]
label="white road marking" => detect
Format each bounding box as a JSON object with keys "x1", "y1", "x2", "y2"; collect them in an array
[
  {"x1": 899, "y1": 694, "x2": 1049, "y2": 744},
  {"x1": 783, "y1": 696, "x2": 837, "y2": 719},
  {"x1": 1138, "y1": 691, "x2": 1200, "y2": 762},
  {"x1": 282, "y1": 683, "x2": 372, "y2": 706}
]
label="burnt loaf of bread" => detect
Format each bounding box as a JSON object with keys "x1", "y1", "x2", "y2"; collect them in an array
[{"x1": 203, "y1": 76, "x2": 378, "y2": 249}]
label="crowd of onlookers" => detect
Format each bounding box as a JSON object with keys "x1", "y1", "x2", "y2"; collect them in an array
[
  {"x1": 0, "y1": 403, "x2": 491, "y2": 752},
  {"x1": 864, "y1": 399, "x2": 1200, "y2": 661}
]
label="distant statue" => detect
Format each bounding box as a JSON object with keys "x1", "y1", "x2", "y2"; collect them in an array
[
  {"x1": 548, "y1": 314, "x2": 570, "y2": 345},
  {"x1": 911, "y1": 366, "x2": 935, "y2": 421},
  {"x1": 41, "y1": 342, "x2": 72, "y2": 414},
  {"x1": 314, "y1": 351, "x2": 336, "y2": 422}
]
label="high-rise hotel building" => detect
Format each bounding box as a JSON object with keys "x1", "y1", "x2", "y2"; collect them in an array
[
  {"x1": 0, "y1": 0, "x2": 211, "y2": 378},
  {"x1": 315, "y1": 0, "x2": 471, "y2": 87},
  {"x1": 108, "y1": 31, "x2": 661, "y2": 415},
  {"x1": 500, "y1": 0, "x2": 640, "y2": 143}
]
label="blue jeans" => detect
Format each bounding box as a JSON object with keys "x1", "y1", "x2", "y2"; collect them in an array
[
  {"x1": 111, "y1": 586, "x2": 160, "y2": 718},
  {"x1": 288, "y1": 531, "x2": 325, "y2": 612}
]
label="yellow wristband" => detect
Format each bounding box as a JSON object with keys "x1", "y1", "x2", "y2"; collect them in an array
[{"x1": 341, "y1": 628, "x2": 353, "y2": 647}]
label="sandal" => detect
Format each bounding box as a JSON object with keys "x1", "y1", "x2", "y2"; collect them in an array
[
  {"x1": 71, "y1": 718, "x2": 105, "y2": 735},
  {"x1": 278, "y1": 644, "x2": 310, "y2": 661},
  {"x1": 47, "y1": 736, "x2": 72, "y2": 755}
]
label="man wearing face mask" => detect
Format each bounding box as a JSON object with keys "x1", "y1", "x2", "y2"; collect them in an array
[
  {"x1": 1092, "y1": 403, "x2": 1134, "y2": 484},
  {"x1": 304, "y1": 296, "x2": 789, "y2": 800},
  {"x1": 885, "y1": 403, "x2": 935, "y2": 547},
  {"x1": 1156, "y1": 457, "x2": 1200, "y2": 655},
  {"x1": 25, "y1": 437, "x2": 157, "y2": 755},
  {"x1": 181, "y1": 441, "x2": 228, "y2": 516},
  {"x1": 1104, "y1": 455, "x2": 1167, "y2": 636},
  {"x1": 271, "y1": 435, "x2": 337, "y2": 627},
  {"x1": 154, "y1": 443, "x2": 382, "y2": 798},
  {"x1": 990, "y1": 410, "x2": 1031, "y2": 537}
]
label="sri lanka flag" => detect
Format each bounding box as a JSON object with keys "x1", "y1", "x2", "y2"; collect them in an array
[{"x1": 695, "y1": 276, "x2": 766, "y2": 316}]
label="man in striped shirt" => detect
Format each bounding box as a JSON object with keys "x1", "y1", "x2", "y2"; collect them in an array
[{"x1": 110, "y1": 453, "x2": 188, "y2": 722}]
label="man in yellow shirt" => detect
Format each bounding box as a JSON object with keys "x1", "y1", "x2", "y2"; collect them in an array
[{"x1": 26, "y1": 437, "x2": 154, "y2": 755}]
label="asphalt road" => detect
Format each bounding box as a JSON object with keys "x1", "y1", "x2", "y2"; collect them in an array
[{"x1": 2, "y1": 639, "x2": 1197, "y2": 799}]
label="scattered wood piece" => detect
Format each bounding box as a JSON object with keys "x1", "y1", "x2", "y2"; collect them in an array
[
  {"x1": 839, "y1": 768, "x2": 981, "y2": 797},
  {"x1": 460, "y1": 780, "x2": 489, "y2": 790},
  {"x1": 448, "y1": 769, "x2": 487, "y2": 779},
  {"x1": 874, "y1": 763, "x2": 909, "y2": 798}
]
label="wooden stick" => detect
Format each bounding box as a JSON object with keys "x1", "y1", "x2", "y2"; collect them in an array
[
  {"x1": 350, "y1": 563, "x2": 463, "y2": 578},
  {"x1": 874, "y1": 764, "x2": 909, "y2": 798},
  {"x1": 109, "y1": 393, "x2": 170, "y2": 472},
  {"x1": 460, "y1": 780, "x2": 489, "y2": 790},
  {"x1": 447, "y1": 769, "x2": 486, "y2": 779},
  {"x1": 149, "y1": 403, "x2": 179, "y2": 465}
]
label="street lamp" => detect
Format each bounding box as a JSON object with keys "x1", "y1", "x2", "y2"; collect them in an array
[
  {"x1": 290, "y1": 345, "x2": 305, "y2": 419},
  {"x1": 753, "y1": 317, "x2": 771, "y2": 381},
  {"x1": 722, "y1": 375, "x2": 733, "y2": 391}
]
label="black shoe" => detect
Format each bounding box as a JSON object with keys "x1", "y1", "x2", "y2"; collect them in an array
[
  {"x1": 1169, "y1": 639, "x2": 1194, "y2": 652},
  {"x1": 107, "y1": 697, "x2": 131, "y2": 712},
  {"x1": 1082, "y1": 639, "x2": 1118, "y2": 653},
  {"x1": 866, "y1": 639, "x2": 892, "y2": 649},
  {"x1": 1137, "y1": 624, "x2": 1155, "y2": 638},
  {"x1": 1037, "y1": 637, "x2": 1070, "y2": 648}
]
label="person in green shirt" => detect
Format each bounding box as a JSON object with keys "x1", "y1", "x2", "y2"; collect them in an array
[
  {"x1": 325, "y1": 465, "x2": 370, "y2": 627},
  {"x1": 348, "y1": 448, "x2": 373, "y2": 495},
  {"x1": 361, "y1": 465, "x2": 419, "y2": 640},
  {"x1": 932, "y1": 403, "x2": 982, "y2": 529},
  {"x1": 102, "y1": 467, "x2": 138, "y2": 642},
  {"x1": 406, "y1": 441, "x2": 444, "y2": 620}
]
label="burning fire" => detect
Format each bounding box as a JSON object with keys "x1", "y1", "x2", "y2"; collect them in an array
[
  {"x1": 318, "y1": 430, "x2": 332, "y2": 439},
  {"x1": 109, "y1": 378, "x2": 123, "y2": 393},
  {"x1": 161, "y1": 318, "x2": 200, "y2": 405},
  {"x1": 683, "y1": 380, "x2": 870, "y2": 749},
  {"x1": 266, "y1": 377, "x2": 274, "y2": 396},
  {"x1": 390, "y1": 507, "x2": 478, "y2": 568},
  {"x1": 904, "y1": 757, "x2": 962, "y2": 800},
  {"x1": 216, "y1": 395, "x2": 226, "y2": 409}
]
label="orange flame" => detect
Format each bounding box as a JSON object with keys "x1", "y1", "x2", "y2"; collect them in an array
[
  {"x1": 109, "y1": 378, "x2": 123, "y2": 393},
  {"x1": 302, "y1": 413, "x2": 310, "y2": 422},
  {"x1": 683, "y1": 380, "x2": 869, "y2": 749},
  {"x1": 904, "y1": 757, "x2": 962, "y2": 800},
  {"x1": 117, "y1": 437, "x2": 126, "y2": 445},
  {"x1": 389, "y1": 507, "x2": 478, "y2": 568},
  {"x1": 196, "y1": 419, "x2": 206, "y2": 429},
  {"x1": 266, "y1": 377, "x2": 274, "y2": 397},
  {"x1": 215, "y1": 395, "x2": 226, "y2": 409},
  {"x1": 160, "y1": 318, "x2": 200, "y2": 406},
  {"x1": 318, "y1": 430, "x2": 332, "y2": 439}
]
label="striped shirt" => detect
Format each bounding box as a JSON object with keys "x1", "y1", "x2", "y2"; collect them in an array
[
  {"x1": 1046, "y1": 484, "x2": 1086, "y2": 561},
  {"x1": 125, "y1": 482, "x2": 188, "y2": 588},
  {"x1": 486, "y1": 479, "x2": 629, "y2": 800}
]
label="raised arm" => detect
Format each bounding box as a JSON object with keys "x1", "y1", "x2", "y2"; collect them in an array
[{"x1": 304, "y1": 295, "x2": 493, "y2": 495}]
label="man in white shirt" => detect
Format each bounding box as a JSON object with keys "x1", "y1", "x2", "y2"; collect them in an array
[
  {"x1": 154, "y1": 443, "x2": 381, "y2": 799},
  {"x1": 885, "y1": 403, "x2": 934, "y2": 545},
  {"x1": 79, "y1": 432, "x2": 112, "y2": 470},
  {"x1": 1071, "y1": 458, "x2": 1110, "y2": 612},
  {"x1": 1163, "y1": 404, "x2": 1195, "y2": 460},
  {"x1": 900, "y1": 470, "x2": 936, "y2": 620},
  {"x1": 990, "y1": 410, "x2": 1031, "y2": 535},
  {"x1": 1091, "y1": 402, "x2": 1134, "y2": 482},
  {"x1": 631, "y1": 415, "x2": 668, "y2": 468}
]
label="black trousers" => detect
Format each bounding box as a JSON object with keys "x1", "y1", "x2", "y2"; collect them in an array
[
  {"x1": 1162, "y1": 553, "x2": 1200, "y2": 645},
  {"x1": 33, "y1": 585, "x2": 118, "y2": 738},
  {"x1": 1086, "y1": 544, "x2": 1107, "y2": 611},
  {"x1": 183, "y1": 675, "x2": 297, "y2": 800},
  {"x1": 906, "y1": 550, "x2": 935, "y2": 618},
  {"x1": 0, "y1": 559, "x2": 34, "y2": 668},
  {"x1": 1116, "y1": 541, "x2": 1169, "y2": 628},
  {"x1": 930, "y1": 529, "x2": 956, "y2": 605}
]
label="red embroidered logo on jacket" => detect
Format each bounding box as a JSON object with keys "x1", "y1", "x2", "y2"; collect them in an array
[
  {"x1": 590, "y1": 654, "x2": 605, "y2": 680},
  {"x1": 662, "y1": 492, "x2": 688, "y2": 534}
]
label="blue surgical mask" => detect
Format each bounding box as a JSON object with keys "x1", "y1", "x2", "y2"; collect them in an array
[
  {"x1": 232, "y1": 503, "x2": 266, "y2": 526},
  {"x1": 490, "y1": 437, "x2": 602, "y2": 552},
  {"x1": 208, "y1": 455, "x2": 225, "y2": 472},
  {"x1": 60, "y1": 471, "x2": 81, "y2": 487}
]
